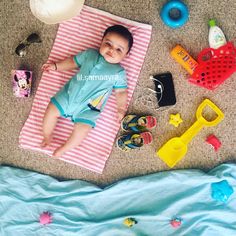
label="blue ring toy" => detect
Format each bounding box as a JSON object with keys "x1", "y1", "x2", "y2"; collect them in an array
[{"x1": 160, "y1": 0, "x2": 189, "y2": 29}]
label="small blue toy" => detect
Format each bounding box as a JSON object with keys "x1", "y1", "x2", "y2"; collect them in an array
[
  {"x1": 211, "y1": 180, "x2": 234, "y2": 203},
  {"x1": 160, "y1": 0, "x2": 189, "y2": 28}
]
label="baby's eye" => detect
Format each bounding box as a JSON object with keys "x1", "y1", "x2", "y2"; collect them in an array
[
  {"x1": 116, "y1": 48, "x2": 122, "y2": 53},
  {"x1": 105, "y1": 42, "x2": 111, "y2": 46}
]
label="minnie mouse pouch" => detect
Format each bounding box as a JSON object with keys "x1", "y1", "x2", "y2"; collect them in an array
[{"x1": 12, "y1": 70, "x2": 32, "y2": 97}]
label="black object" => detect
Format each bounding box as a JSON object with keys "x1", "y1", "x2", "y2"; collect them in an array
[
  {"x1": 15, "y1": 33, "x2": 42, "y2": 57},
  {"x1": 152, "y1": 72, "x2": 176, "y2": 107}
]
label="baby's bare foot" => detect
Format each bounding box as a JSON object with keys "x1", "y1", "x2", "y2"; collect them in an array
[
  {"x1": 41, "y1": 135, "x2": 52, "y2": 148},
  {"x1": 52, "y1": 147, "x2": 65, "y2": 158}
]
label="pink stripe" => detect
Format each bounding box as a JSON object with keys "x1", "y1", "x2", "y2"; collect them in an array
[
  {"x1": 19, "y1": 5, "x2": 152, "y2": 174},
  {"x1": 20, "y1": 141, "x2": 103, "y2": 173},
  {"x1": 59, "y1": 17, "x2": 150, "y2": 45},
  {"x1": 20, "y1": 135, "x2": 107, "y2": 166},
  {"x1": 81, "y1": 7, "x2": 152, "y2": 32},
  {"x1": 54, "y1": 36, "x2": 149, "y2": 59},
  {"x1": 57, "y1": 31, "x2": 150, "y2": 50}
]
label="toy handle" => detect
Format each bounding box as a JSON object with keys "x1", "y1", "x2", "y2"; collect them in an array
[
  {"x1": 180, "y1": 99, "x2": 224, "y2": 145},
  {"x1": 197, "y1": 42, "x2": 236, "y2": 63},
  {"x1": 196, "y1": 99, "x2": 224, "y2": 126},
  {"x1": 180, "y1": 119, "x2": 204, "y2": 145},
  {"x1": 197, "y1": 48, "x2": 215, "y2": 63}
]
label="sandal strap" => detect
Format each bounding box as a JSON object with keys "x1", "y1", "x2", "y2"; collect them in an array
[
  {"x1": 125, "y1": 115, "x2": 157, "y2": 132},
  {"x1": 118, "y1": 132, "x2": 153, "y2": 150},
  {"x1": 127, "y1": 116, "x2": 145, "y2": 127},
  {"x1": 145, "y1": 116, "x2": 157, "y2": 129},
  {"x1": 140, "y1": 132, "x2": 153, "y2": 144},
  {"x1": 124, "y1": 133, "x2": 143, "y2": 148},
  {"x1": 122, "y1": 115, "x2": 140, "y2": 130}
]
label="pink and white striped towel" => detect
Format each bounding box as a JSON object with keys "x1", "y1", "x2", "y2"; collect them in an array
[{"x1": 19, "y1": 5, "x2": 152, "y2": 174}]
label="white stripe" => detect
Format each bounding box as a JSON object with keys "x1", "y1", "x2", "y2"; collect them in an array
[
  {"x1": 20, "y1": 135, "x2": 107, "y2": 165},
  {"x1": 20, "y1": 142, "x2": 104, "y2": 173},
  {"x1": 82, "y1": 5, "x2": 152, "y2": 30}
]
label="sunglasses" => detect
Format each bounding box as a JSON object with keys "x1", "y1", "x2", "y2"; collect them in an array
[{"x1": 15, "y1": 33, "x2": 42, "y2": 57}]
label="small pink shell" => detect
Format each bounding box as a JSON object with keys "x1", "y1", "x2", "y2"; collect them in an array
[
  {"x1": 170, "y1": 218, "x2": 182, "y2": 228},
  {"x1": 39, "y1": 212, "x2": 52, "y2": 225}
]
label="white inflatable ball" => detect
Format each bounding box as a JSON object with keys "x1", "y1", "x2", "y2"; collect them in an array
[{"x1": 30, "y1": 0, "x2": 85, "y2": 24}]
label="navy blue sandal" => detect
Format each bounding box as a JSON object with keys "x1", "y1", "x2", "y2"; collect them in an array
[
  {"x1": 121, "y1": 115, "x2": 157, "y2": 132},
  {"x1": 117, "y1": 132, "x2": 153, "y2": 151}
]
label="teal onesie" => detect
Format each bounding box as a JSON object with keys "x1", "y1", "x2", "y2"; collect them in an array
[{"x1": 51, "y1": 49, "x2": 127, "y2": 127}]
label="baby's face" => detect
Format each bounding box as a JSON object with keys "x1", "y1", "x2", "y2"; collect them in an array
[{"x1": 99, "y1": 32, "x2": 129, "y2": 64}]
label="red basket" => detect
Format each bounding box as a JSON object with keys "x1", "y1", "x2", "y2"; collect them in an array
[{"x1": 189, "y1": 42, "x2": 236, "y2": 90}]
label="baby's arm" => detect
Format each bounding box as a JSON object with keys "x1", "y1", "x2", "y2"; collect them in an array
[
  {"x1": 42, "y1": 57, "x2": 78, "y2": 72},
  {"x1": 115, "y1": 89, "x2": 128, "y2": 122}
]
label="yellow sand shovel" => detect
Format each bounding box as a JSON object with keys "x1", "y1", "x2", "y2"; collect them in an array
[{"x1": 157, "y1": 99, "x2": 224, "y2": 168}]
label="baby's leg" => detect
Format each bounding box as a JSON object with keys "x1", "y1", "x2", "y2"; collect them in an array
[
  {"x1": 53, "y1": 123, "x2": 92, "y2": 157},
  {"x1": 41, "y1": 102, "x2": 60, "y2": 147}
]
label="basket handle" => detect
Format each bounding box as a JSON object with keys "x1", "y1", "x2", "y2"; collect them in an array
[{"x1": 197, "y1": 48, "x2": 215, "y2": 63}]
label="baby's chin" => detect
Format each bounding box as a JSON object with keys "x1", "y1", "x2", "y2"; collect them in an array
[{"x1": 104, "y1": 55, "x2": 121, "y2": 64}]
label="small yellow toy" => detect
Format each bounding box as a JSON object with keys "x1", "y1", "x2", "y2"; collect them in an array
[
  {"x1": 169, "y1": 113, "x2": 183, "y2": 127},
  {"x1": 123, "y1": 217, "x2": 138, "y2": 227},
  {"x1": 157, "y1": 99, "x2": 224, "y2": 168}
]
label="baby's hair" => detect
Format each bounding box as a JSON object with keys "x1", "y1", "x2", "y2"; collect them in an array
[{"x1": 103, "y1": 25, "x2": 133, "y2": 53}]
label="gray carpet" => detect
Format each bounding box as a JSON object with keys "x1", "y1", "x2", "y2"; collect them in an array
[{"x1": 1, "y1": 0, "x2": 235, "y2": 186}]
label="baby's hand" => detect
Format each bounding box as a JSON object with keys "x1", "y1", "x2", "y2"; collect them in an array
[{"x1": 41, "y1": 63, "x2": 56, "y2": 72}]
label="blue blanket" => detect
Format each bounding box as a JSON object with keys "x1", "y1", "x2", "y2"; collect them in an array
[{"x1": 0, "y1": 164, "x2": 235, "y2": 236}]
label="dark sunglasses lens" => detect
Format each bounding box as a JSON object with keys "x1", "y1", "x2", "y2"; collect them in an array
[
  {"x1": 27, "y1": 33, "x2": 42, "y2": 43},
  {"x1": 15, "y1": 43, "x2": 27, "y2": 57}
]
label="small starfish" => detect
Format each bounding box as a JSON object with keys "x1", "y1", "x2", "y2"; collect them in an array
[{"x1": 169, "y1": 113, "x2": 183, "y2": 127}]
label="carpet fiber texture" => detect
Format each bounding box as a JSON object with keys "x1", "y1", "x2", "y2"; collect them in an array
[{"x1": 0, "y1": 0, "x2": 235, "y2": 185}]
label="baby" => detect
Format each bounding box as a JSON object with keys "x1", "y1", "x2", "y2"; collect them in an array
[{"x1": 41, "y1": 25, "x2": 133, "y2": 157}]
